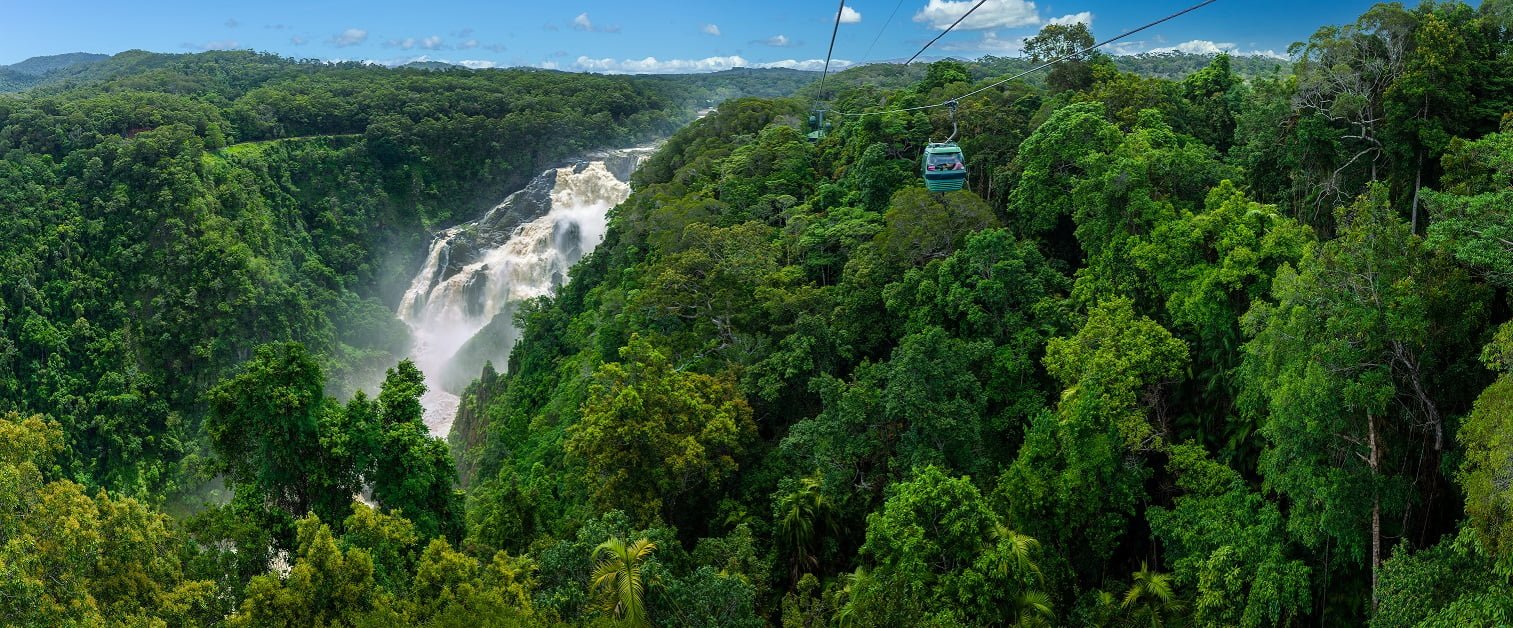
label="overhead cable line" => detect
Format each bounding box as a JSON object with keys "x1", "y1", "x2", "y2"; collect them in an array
[
  {"x1": 906, "y1": 0, "x2": 990, "y2": 65},
  {"x1": 817, "y1": 0, "x2": 848, "y2": 101},
  {"x1": 839, "y1": 0, "x2": 1219, "y2": 117},
  {"x1": 860, "y1": 0, "x2": 910, "y2": 64}
]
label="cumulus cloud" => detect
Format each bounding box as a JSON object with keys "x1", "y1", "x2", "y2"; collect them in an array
[
  {"x1": 1148, "y1": 39, "x2": 1233, "y2": 55},
  {"x1": 914, "y1": 0, "x2": 1040, "y2": 31},
  {"x1": 754, "y1": 34, "x2": 797, "y2": 47},
  {"x1": 458, "y1": 39, "x2": 479, "y2": 49},
  {"x1": 940, "y1": 30, "x2": 1026, "y2": 54},
  {"x1": 570, "y1": 55, "x2": 851, "y2": 74},
  {"x1": 702, "y1": 23, "x2": 721, "y2": 36},
  {"x1": 1047, "y1": 11, "x2": 1092, "y2": 26},
  {"x1": 330, "y1": 28, "x2": 368, "y2": 47},
  {"x1": 572, "y1": 12, "x2": 621, "y2": 33},
  {"x1": 840, "y1": 6, "x2": 862, "y2": 23},
  {"x1": 755, "y1": 58, "x2": 854, "y2": 71},
  {"x1": 384, "y1": 36, "x2": 446, "y2": 50},
  {"x1": 459, "y1": 59, "x2": 497, "y2": 69},
  {"x1": 1246, "y1": 49, "x2": 1288, "y2": 60},
  {"x1": 1143, "y1": 39, "x2": 1289, "y2": 59}
]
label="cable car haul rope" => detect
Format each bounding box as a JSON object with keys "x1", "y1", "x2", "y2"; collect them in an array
[{"x1": 808, "y1": 0, "x2": 1220, "y2": 189}]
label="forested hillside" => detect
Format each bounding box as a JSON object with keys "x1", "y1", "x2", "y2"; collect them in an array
[
  {"x1": 4, "y1": 1, "x2": 1513, "y2": 626},
  {"x1": 0, "y1": 50, "x2": 699, "y2": 498}
]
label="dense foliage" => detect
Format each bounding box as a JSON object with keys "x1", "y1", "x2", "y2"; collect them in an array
[
  {"x1": 6, "y1": 2, "x2": 1513, "y2": 625},
  {"x1": 0, "y1": 50, "x2": 701, "y2": 497}
]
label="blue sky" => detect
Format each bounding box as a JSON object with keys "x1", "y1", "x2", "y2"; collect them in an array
[{"x1": 3, "y1": 0, "x2": 1388, "y2": 72}]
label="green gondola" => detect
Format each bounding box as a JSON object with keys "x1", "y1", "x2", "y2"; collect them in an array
[
  {"x1": 807, "y1": 110, "x2": 832, "y2": 141},
  {"x1": 922, "y1": 142, "x2": 967, "y2": 192},
  {"x1": 921, "y1": 100, "x2": 967, "y2": 192}
]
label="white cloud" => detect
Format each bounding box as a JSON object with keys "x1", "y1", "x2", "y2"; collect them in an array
[
  {"x1": 702, "y1": 23, "x2": 721, "y2": 36},
  {"x1": 1141, "y1": 39, "x2": 1289, "y2": 59},
  {"x1": 570, "y1": 12, "x2": 620, "y2": 33},
  {"x1": 940, "y1": 30, "x2": 1026, "y2": 54},
  {"x1": 290, "y1": 35, "x2": 308, "y2": 46},
  {"x1": 840, "y1": 6, "x2": 862, "y2": 23},
  {"x1": 914, "y1": 0, "x2": 1040, "y2": 31},
  {"x1": 755, "y1": 58, "x2": 854, "y2": 71},
  {"x1": 1246, "y1": 49, "x2": 1288, "y2": 60},
  {"x1": 1148, "y1": 39, "x2": 1234, "y2": 55},
  {"x1": 1047, "y1": 11, "x2": 1092, "y2": 27},
  {"x1": 331, "y1": 28, "x2": 368, "y2": 47},
  {"x1": 384, "y1": 36, "x2": 445, "y2": 50},
  {"x1": 576, "y1": 55, "x2": 748, "y2": 73},
  {"x1": 569, "y1": 55, "x2": 852, "y2": 74},
  {"x1": 459, "y1": 59, "x2": 497, "y2": 69},
  {"x1": 754, "y1": 34, "x2": 795, "y2": 47},
  {"x1": 459, "y1": 39, "x2": 479, "y2": 49}
]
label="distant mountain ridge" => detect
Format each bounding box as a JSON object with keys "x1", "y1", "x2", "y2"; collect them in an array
[
  {"x1": 3, "y1": 52, "x2": 109, "y2": 75},
  {"x1": 0, "y1": 52, "x2": 109, "y2": 91}
]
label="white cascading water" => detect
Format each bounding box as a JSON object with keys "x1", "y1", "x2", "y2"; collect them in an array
[{"x1": 397, "y1": 149, "x2": 651, "y2": 435}]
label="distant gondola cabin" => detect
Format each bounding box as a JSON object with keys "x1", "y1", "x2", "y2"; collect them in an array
[{"x1": 922, "y1": 142, "x2": 967, "y2": 192}]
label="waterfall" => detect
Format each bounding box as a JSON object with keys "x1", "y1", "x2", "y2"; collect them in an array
[{"x1": 398, "y1": 149, "x2": 652, "y2": 435}]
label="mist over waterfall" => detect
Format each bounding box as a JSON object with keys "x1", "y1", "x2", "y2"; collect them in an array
[{"x1": 398, "y1": 148, "x2": 652, "y2": 435}]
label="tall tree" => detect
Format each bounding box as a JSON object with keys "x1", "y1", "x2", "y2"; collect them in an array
[
  {"x1": 566, "y1": 335, "x2": 755, "y2": 525},
  {"x1": 368, "y1": 360, "x2": 463, "y2": 542},
  {"x1": 1024, "y1": 22, "x2": 1098, "y2": 92},
  {"x1": 1240, "y1": 185, "x2": 1490, "y2": 608},
  {"x1": 206, "y1": 342, "x2": 360, "y2": 526}
]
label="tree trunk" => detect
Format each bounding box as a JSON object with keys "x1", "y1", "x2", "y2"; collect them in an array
[
  {"x1": 1369, "y1": 411, "x2": 1381, "y2": 612},
  {"x1": 1411, "y1": 152, "x2": 1424, "y2": 234}
]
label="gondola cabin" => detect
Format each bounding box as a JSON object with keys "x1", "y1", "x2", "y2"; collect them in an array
[{"x1": 922, "y1": 142, "x2": 967, "y2": 192}]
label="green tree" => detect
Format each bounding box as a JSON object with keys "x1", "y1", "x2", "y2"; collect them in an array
[
  {"x1": 1240, "y1": 185, "x2": 1490, "y2": 606},
  {"x1": 1425, "y1": 125, "x2": 1513, "y2": 285},
  {"x1": 566, "y1": 335, "x2": 756, "y2": 525},
  {"x1": 1121, "y1": 562, "x2": 1183, "y2": 627},
  {"x1": 1147, "y1": 443, "x2": 1312, "y2": 627},
  {"x1": 876, "y1": 187, "x2": 999, "y2": 267},
  {"x1": 844, "y1": 466, "x2": 1046, "y2": 625},
  {"x1": 1372, "y1": 527, "x2": 1513, "y2": 627},
  {"x1": 1457, "y1": 369, "x2": 1513, "y2": 572},
  {"x1": 1129, "y1": 181, "x2": 1313, "y2": 458},
  {"x1": 230, "y1": 515, "x2": 379, "y2": 627},
  {"x1": 1004, "y1": 102, "x2": 1121, "y2": 240},
  {"x1": 368, "y1": 361, "x2": 463, "y2": 542},
  {"x1": 0, "y1": 412, "x2": 220, "y2": 626},
  {"x1": 1024, "y1": 22, "x2": 1098, "y2": 92},
  {"x1": 590, "y1": 537, "x2": 658, "y2": 627},
  {"x1": 1001, "y1": 298, "x2": 1186, "y2": 584},
  {"x1": 774, "y1": 475, "x2": 838, "y2": 582},
  {"x1": 206, "y1": 342, "x2": 359, "y2": 525}
]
